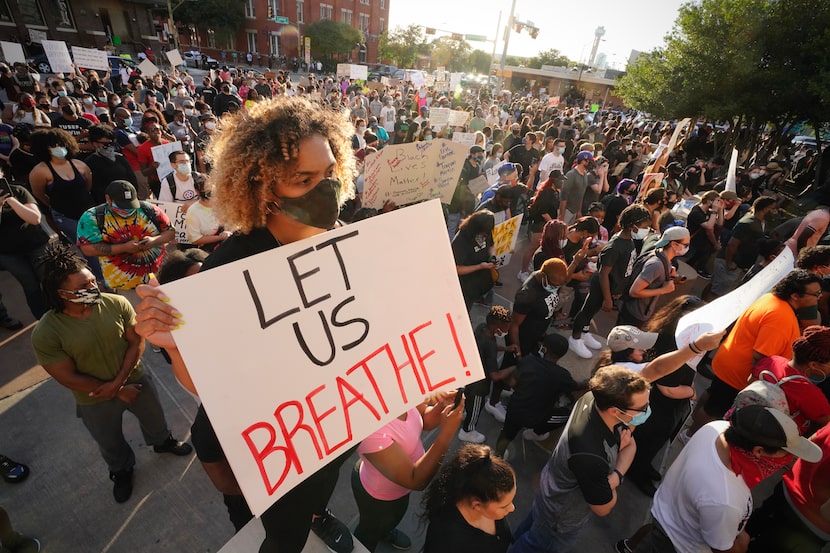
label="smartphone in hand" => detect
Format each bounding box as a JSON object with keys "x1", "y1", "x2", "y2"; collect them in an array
[{"x1": 0, "y1": 178, "x2": 13, "y2": 198}]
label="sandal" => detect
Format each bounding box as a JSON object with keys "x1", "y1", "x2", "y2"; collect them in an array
[{"x1": 0, "y1": 455, "x2": 30, "y2": 484}]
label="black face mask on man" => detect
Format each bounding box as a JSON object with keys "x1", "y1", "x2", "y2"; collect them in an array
[{"x1": 276, "y1": 178, "x2": 342, "y2": 229}]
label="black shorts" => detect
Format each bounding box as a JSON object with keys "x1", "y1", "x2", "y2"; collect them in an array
[
  {"x1": 191, "y1": 404, "x2": 225, "y2": 463},
  {"x1": 702, "y1": 374, "x2": 740, "y2": 418}
]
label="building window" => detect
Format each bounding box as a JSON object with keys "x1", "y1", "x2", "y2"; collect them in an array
[
  {"x1": 358, "y1": 13, "x2": 369, "y2": 33},
  {"x1": 17, "y1": 0, "x2": 46, "y2": 26},
  {"x1": 247, "y1": 30, "x2": 258, "y2": 53},
  {"x1": 269, "y1": 33, "x2": 279, "y2": 56},
  {"x1": 296, "y1": 0, "x2": 303, "y2": 23},
  {"x1": 244, "y1": 0, "x2": 255, "y2": 18},
  {"x1": 320, "y1": 3, "x2": 332, "y2": 19},
  {"x1": 268, "y1": 0, "x2": 278, "y2": 17},
  {"x1": 379, "y1": 17, "x2": 384, "y2": 33},
  {"x1": 359, "y1": 0, "x2": 369, "y2": 5},
  {"x1": 341, "y1": 9, "x2": 352, "y2": 24},
  {"x1": 0, "y1": 0, "x2": 14, "y2": 24},
  {"x1": 380, "y1": 0, "x2": 385, "y2": 9},
  {"x1": 206, "y1": 28, "x2": 216, "y2": 48}
]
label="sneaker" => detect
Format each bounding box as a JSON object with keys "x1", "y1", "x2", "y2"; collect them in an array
[
  {"x1": 0, "y1": 455, "x2": 30, "y2": 484},
  {"x1": 0, "y1": 317, "x2": 23, "y2": 330},
  {"x1": 484, "y1": 402, "x2": 507, "y2": 423},
  {"x1": 582, "y1": 333, "x2": 603, "y2": 350},
  {"x1": 493, "y1": 280, "x2": 504, "y2": 287},
  {"x1": 383, "y1": 528, "x2": 412, "y2": 551},
  {"x1": 696, "y1": 270, "x2": 712, "y2": 280},
  {"x1": 522, "y1": 429, "x2": 550, "y2": 441},
  {"x1": 517, "y1": 271, "x2": 530, "y2": 282},
  {"x1": 458, "y1": 429, "x2": 486, "y2": 443},
  {"x1": 311, "y1": 509, "x2": 354, "y2": 553},
  {"x1": 614, "y1": 539, "x2": 633, "y2": 553},
  {"x1": 568, "y1": 337, "x2": 593, "y2": 359},
  {"x1": 110, "y1": 468, "x2": 133, "y2": 503},
  {"x1": 153, "y1": 435, "x2": 193, "y2": 456}
]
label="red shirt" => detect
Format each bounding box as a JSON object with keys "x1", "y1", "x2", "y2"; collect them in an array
[
  {"x1": 753, "y1": 356, "x2": 830, "y2": 435},
  {"x1": 136, "y1": 138, "x2": 169, "y2": 185},
  {"x1": 784, "y1": 422, "x2": 830, "y2": 535}
]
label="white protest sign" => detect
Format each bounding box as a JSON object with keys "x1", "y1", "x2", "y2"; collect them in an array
[
  {"x1": 148, "y1": 200, "x2": 188, "y2": 244},
  {"x1": 725, "y1": 147, "x2": 739, "y2": 192},
  {"x1": 448, "y1": 110, "x2": 470, "y2": 128},
  {"x1": 449, "y1": 72, "x2": 462, "y2": 91},
  {"x1": 0, "y1": 42, "x2": 26, "y2": 65},
  {"x1": 675, "y1": 247, "x2": 794, "y2": 367},
  {"x1": 492, "y1": 214, "x2": 523, "y2": 266},
  {"x1": 452, "y1": 132, "x2": 477, "y2": 147},
  {"x1": 336, "y1": 63, "x2": 351, "y2": 77},
  {"x1": 137, "y1": 58, "x2": 159, "y2": 77},
  {"x1": 41, "y1": 40, "x2": 74, "y2": 74},
  {"x1": 425, "y1": 74, "x2": 435, "y2": 87},
  {"x1": 436, "y1": 67, "x2": 446, "y2": 82},
  {"x1": 166, "y1": 48, "x2": 184, "y2": 67},
  {"x1": 362, "y1": 139, "x2": 469, "y2": 209},
  {"x1": 411, "y1": 72, "x2": 425, "y2": 88},
  {"x1": 485, "y1": 167, "x2": 500, "y2": 186},
  {"x1": 162, "y1": 200, "x2": 482, "y2": 515},
  {"x1": 350, "y1": 64, "x2": 368, "y2": 81},
  {"x1": 380, "y1": 76, "x2": 390, "y2": 86},
  {"x1": 28, "y1": 29, "x2": 47, "y2": 44},
  {"x1": 467, "y1": 175, "x2": 490, "y2": 197},
  {"x1": 429, "y1": 107, "x2": 450, "y2": 129},
  {"x1": 71, "y1": 46, "x2": 109, "y2": 71},
  {"x1": 151, "y1": 141, "x2": 183, "y2": 182}
]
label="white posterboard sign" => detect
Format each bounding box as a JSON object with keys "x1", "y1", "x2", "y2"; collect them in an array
[
  {"x1": 449, "y1": 72, "x2": 462, "y2": 91},
  {"x1": 467, "y1": 175, "x2": 490, "y2": 197},
  {"x1": 448, "y1": 110, "x2": 470, "y2": 128},
  {"x1": 492, "y1": 214, "x2": 523, "y2": 266},
  {"x1": 0, "y1": 42, "x2": 26, "y2": 65},
  {"x1": 424, "y1": 74, "x2": 435, "y2": 87},
  {"x1": 350, "y1": 64, "x2": 368, "y2": 81},
  {"x1": 148, "y1": 200, "x2": 188, "y2": 243},
  {"x1": 336, "y1": 63, "x2": 351, "y2": 78},
  {"x1": 361, "y1": 139, "x2": 469, "y2": 209},
  {"x1": 137, "y1": 58, "x2": 160, "y2": 77},
  {"x1": 41, "y1": 40, "x2": 74, "y2": 74},
  {"x1": 28, "y1": 29, "x2": 47, "y2": 44},
  {"x1": 675, "y1": 247, "x2": 794, "y2": 367},
  {"x1": 151, "y1": 141, "x2": 183, "y2": 182},
  {"x1": 429, "y1": 107, "x2": 450, "y2": 129},
  {"x1": 725, "y1": 147, "x2": 739, "y2": 193},
  {"x1": 71, "y1": 46, "x2": 109, "y2": 71},
  {"x1": 411, "y1": 71, "x2": 425, "y2": 88},
  {"x1": 166, "y1": 48, "x2": 184, "y2": 67},
  {"x1": 485, "y1": 167, "x2": 500, "y2": 186},
  {"x1": 452, "y1": 132, "x2": 477, "y2": 147},
  {"x1": 162, "y1": 200, "x2": 482, "y2": 515},
  {"x1": 380, "y1": 76, "x2": 390, "y2": 86}
]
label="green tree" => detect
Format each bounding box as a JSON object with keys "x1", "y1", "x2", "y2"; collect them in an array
[
  {"x1": 378, "y1": 24, "x2": 425, "y2": 68},
  {"x1": 527, "y1": 48, "x2": 571, "y2": 69},
  {"x1": 468, "y1": 50, "x2": 492, "y2": 74},
  {"x1": 302, "y1": 19, "x2": 364, "y2": 63},
  {"x1": 430, "y1": 37, "x2": 471, "y2": 72},
  {"x1": 173, "y1": 0, "x2": 244, "y2": 47}
]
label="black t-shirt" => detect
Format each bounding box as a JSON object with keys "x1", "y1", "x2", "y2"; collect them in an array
[
  {"x1": 507, "y1": 145, "x2": 540, "y2": 182},
  {"x1": 596, "y1": 233, "x2": 637, "y2": 296},
  {"x1": 601, "y1": 194, "x2": 628, "y2": 236},
  {"x1": 686, "y1": 204, "x2": 710, "y2": 248},
  {"x1": 0, "y1": 184, "x2": 50, "y2": 254},
  {"x1": 508, "y1": 355, "x2": 578, "y2": 423},
  {"x1": 424, "y1": 504, "x2": 511, "y2": 553},
  {"x1": 528, "y1": 188, "x2": 559, "y2": 233},
  {"x1": 8, "y1": 149, "x2": 38, "y2": 185},
  {"x1": 513, "y1": 275, "x2": 560, "y2": 355},
  {"x1": 451, "y1": 231, "x2": 493, "y2": 305},
  {"x1": 53, "y1": 115, "x2": 91, "y2": 138},
  {"x1": 475, "y1": 323, "x2": 499, "y2": 375},
  {"x1": 729, "y1": 214, "x2": 767, "y2": 269},
  {"x1": 85, "y1": 153, "x2": 138, "y2": 204}
]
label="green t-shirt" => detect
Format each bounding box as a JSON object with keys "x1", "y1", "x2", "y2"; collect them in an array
[{"x1": 32, "y1": 294, "x2": 145, "y2": 406}]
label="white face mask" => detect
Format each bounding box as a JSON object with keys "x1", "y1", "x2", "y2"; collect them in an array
[
  {"x1": 205, "y1": 121, "x2": 216, "y2": 130},
  {"x1": 676, "y1": 243, "x2": 690, "y2": 256},
  {"x1": 633, "y1": 227, "x2": 650, "y2": 240},
  {"x1": 494, "y1": 329, "x2": 507, "y2": 338}
]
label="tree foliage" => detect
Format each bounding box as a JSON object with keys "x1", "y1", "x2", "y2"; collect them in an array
[
  {"x1": 527, "y1": 48, "x2": 571, "y2": 69},
  {"x1": 429, "y1": 37, "x2": 471, "y2": 72},
  {"x1": 303, "y1": 19, "x2": 364, "y2": 62},
  {"x1": 175, "y1": 0, "x2": 244, "y2": 33},
  {"x1": 378, "y1": 24, "x2": 425, "y2": 68},
  {"x1": 468, "y1": 50, "x2": 492, "y2": 74}
]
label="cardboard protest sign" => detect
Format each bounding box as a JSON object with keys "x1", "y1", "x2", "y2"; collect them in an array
[
  {"x1": 492, "y1": 214, "x2": 523, "y2": 266},
  {"x1": 380, "y1": 76, "x2": 390, "y2": 86},
  {"x1": 137, "y1": 58, "x2": 159, "y2": 77},
  {"x1": 448, "y1": 110, "x2": 470, "y2": 128},
  {"x1": 361, "y1": 139, "x2": 469, "y2": 209},
  {"x1": 452, "y1": 132, "x2": 477, "y2": 147},
  {"x1": 151, "y1": 141, "x2": 183, "y2": 182},
  {"x1": 28, "y1": 29, "x2": 47, "y2": 44},
  {"x1": 162, "y1": 200, "x2": 482, "y2": 515},
  {"x1": 675, "y1": 247, "x2": 794, "y2": 367},
  {"x1": 148, "y1": 200, "x2": 188, "y2": 244},
  {"x1": 367, "y1": 81, "x2": 385, "y2": 93},
  {"x1": 637, "y1": 173, "x2": 664, "y2": 200},
  {"x1": 166, "y1": 48, "x2": 184, "y2": 67},
  {"x1": 71, "y1": 46, "x2": 109, "y2": 71},
  {"x1": 647, "y1": 118, "x2": 691, "y2": 175},
  {"x1": 41, "y1": 40, "x2": 74, "y2": 74},
  {"x1": 467, "y1": 175, "x2": 490, "y2": 197},
  {"x1": 0, "y1": 42, "x2": 26, "y2": 65},
  {"x1": 351, "y1": 64, "x2": 368, "y2": 81},
  {"x1": 548, "y1": 96, "x2": 560, "y2": 107},
  {"x1": 429, "y1": 107, "x2": 450, "y2": 129}
]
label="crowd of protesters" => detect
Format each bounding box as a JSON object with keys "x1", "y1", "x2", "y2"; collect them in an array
[{"x1": 0, "y1": 54, "x2": 829, "y2": 553}]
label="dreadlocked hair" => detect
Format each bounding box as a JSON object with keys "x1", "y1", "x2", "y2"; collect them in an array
[
  {"x1": 793, "y1": 326, "x2": 830, "y2": 365},
  {"x1": 42, "y1": 240, "x2": 89, "y2": 313}
]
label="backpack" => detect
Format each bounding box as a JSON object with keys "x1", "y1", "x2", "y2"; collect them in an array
[
  {"x1": 163, "y1": 171, "x2": 205, "y2": 202},
  {"x1": 622, "y1": 249, "x2": 671, "y2": 301},
  {"x1": 95, "y1": 201, "x2": 163, "y2": 233},
  {"x1": 727, "y1": 369, "x2": 810, "y2": 418}
]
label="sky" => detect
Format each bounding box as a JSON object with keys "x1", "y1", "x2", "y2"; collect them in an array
[{"x1": 387, "y1": 0, "x2": 687, "y2": 69}]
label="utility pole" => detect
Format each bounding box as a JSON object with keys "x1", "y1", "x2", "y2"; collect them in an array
[
  {"x1": 498, "y1": 0, "x2": 517, "y2": 91},
  {"x1": 166, "y1": 0, "x2": 194, "y2": 53},
  {"x1": 489, "y1": 10, "x2": 501, "y2": 84}
]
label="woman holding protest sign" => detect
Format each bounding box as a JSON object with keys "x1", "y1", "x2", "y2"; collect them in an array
[{"x1": 133, "y1": 96, "x2": 359, "y2": 553}]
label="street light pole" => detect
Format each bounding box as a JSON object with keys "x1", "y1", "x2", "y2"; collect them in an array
[{"x1": 498, "y1": 0, "x2": 517, "y2": 91}]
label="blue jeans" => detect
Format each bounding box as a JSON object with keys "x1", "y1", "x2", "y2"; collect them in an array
[
  {"x1": 0, "y1": 242, "x2": 49, "y2": 318},
  {"x1": 510, "y1": 508, "x2": 581, "y2": 553}
]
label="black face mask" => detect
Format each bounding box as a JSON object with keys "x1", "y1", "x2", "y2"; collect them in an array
[{"x1": 277, "y1": 178, "x2": 342, "y2": 229}]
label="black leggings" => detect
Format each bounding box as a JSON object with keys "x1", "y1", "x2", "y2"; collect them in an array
[
  {"x1": 572, "y1": 277, "x2": 604, "y2": 338},
  {"x1": 351, "y1": 460, "x2": 410, "y2": 552}
]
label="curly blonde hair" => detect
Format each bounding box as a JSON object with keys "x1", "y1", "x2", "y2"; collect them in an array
[{"x1": 206, "y1": 96, "x2": 356, "y2": 233}]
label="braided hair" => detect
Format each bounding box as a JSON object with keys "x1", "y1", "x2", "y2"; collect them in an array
[
  {"x1": 42, "y1": 241, "x2": 89, "y2": 313},
  {"x1": 792, "y1": 326, "x2": 830, "y2": 365}
]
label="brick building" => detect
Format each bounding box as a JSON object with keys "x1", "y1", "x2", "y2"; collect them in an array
[{"x1": 0, "y1": 0, "x2": 389, "y2": 66}]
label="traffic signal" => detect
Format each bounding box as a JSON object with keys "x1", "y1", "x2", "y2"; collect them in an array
[
  {"x1": 451, "y1": 33, "x2": 463, "y2": 40},
  {"x1": 514, "y1": 22, "x2": 524, "y2": 33},
  {"x1": 425, "y1": 27, "x2": 435, "y2": 34},
  {"x1": 267, "y1": 5, "x2": 273, "y2": 19},
  {"x1": 528, "y1": 26, "x2": 539, "y2": 39}
]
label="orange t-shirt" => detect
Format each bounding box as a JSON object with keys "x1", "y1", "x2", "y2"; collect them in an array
[{"x1": 712, "y1": 293, "x2": 799, "y2": 390}]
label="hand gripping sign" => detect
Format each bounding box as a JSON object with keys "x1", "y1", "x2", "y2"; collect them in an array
[{"x1": 162, "y1": 200, "x2": 483, "y2": 515}]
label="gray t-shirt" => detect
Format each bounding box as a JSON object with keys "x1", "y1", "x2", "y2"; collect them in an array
[
  {"x1": 624, "y1": 252, "x2": 670, "y2": 322},
  {"x1": 561, "y1": 168, "x2": 588, "y2": 216}
]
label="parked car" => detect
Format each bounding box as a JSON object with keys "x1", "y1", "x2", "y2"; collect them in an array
[
  {"x1": 27, "y1": 54, "x2": 135, "y2": 75},
  {"x1": 183, "y1": 50, "x2": 218, "y2": 69},
  {"x1": 368, "y1": 64, "x2": 397, "y2": 81}
]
